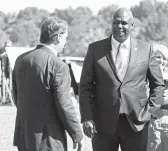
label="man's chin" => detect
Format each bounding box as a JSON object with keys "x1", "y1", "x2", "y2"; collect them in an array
[{"x1": 114, "y1": 35, "x2": 127, "y2": 43}]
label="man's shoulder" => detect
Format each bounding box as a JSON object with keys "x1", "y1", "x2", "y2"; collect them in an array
[
  {"x1": 133, "y1": 39, "x2": 154, "y2": 58},
  {"x1": 49, "y1": 54, "x2": 66, "y2": 65},
  {"x1": 15, "y1": 50, "x2": 33, "y2": 64},
  {"x1": 89, "y1": 37, "x2": 110, "y2": 47},
  {"x1": 133, "y1": 38, "x2": 151, "y2": 47},
  {"x1": 48, "y1": 55, "x2": 69, "y2": 72},
  {"x1": 34, "y1": 45, "x2": 64, "y2": 65}
]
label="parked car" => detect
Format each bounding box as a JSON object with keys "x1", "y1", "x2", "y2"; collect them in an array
[
  {"x1": 60, "y1": 56, "x2": 84, "y2": 103},
  {"x1": 60, "y1": 56, "x2": 84, "y2": 84}
]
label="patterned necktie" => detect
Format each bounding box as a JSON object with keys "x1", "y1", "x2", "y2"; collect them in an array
[{"x1": 115, "y1": 43, "x2": 129, "y2": 81}]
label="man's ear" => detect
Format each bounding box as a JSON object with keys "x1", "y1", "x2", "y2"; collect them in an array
[
  {"x1": 132, "y1": 21, "x2": 134, "y2": 27},
  {"x1": 53, "y1": 35, "x2": 59, "y2": 44},
  {"x1": 130, "y1": 21, "x2": 134, "y2": 31},
  {"x1": 57, "y1": 34, "x2": 62, "y2": 42}
]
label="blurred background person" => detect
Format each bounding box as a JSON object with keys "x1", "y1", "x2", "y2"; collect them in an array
[{"x1": 148, "y1": 43, "x2": 168, "y2": 151}]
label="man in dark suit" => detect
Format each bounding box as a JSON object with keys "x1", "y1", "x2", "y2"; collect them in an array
[
  {"x1": 13, "y1": 16, "x2": 83, "y2": 151},
  {"x1": 79, "y1": 8, "x2": 164, "y2": 151}
]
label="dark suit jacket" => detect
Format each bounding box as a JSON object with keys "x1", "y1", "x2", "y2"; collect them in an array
[
  {"x1": 13, "y1": 45, "x2": 83, "y2": 151},
  {"x1": 79, "y1": 37, "x2": 165, "y2": 134}
]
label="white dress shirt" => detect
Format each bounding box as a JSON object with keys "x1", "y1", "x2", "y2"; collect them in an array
[{"x1": 111, "y1": 35, "x2": 131, "y2": 64}]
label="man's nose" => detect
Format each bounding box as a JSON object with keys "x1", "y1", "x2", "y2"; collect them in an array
[{"x1": 118, "y1": 23, "x2": 123, "y2": 28}]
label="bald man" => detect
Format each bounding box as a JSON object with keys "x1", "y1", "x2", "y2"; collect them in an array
[{"x1": 79, "y1": 8, "x2": 165, "y2": 151}]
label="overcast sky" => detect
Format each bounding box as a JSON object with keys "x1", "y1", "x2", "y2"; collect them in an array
[{"x1": 0, "y1": 0, "x2": 167, "y2": 14}]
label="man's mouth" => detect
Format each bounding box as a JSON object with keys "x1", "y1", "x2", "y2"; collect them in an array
[
  {"x1": 116, "y1": 30, "x2": 124, "y2": 35},
  {"x1": 116, "y1": 31, "x2": 124, "y2": 36}
]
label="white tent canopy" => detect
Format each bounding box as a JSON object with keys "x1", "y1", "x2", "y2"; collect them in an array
[
  {"x1": 6, "y1": 46, "x2": 32, "y2": 70},
  {"x1": 5, "y1": 47, "x2": 83, "y2": 83}
]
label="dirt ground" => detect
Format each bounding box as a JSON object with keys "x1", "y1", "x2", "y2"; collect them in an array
[
  {"x1": 0, "y1": 101, "x2": 92, "y2": 151},
  {"x1": 0, "y1": 106, "x2": 18, "y2": 151}
]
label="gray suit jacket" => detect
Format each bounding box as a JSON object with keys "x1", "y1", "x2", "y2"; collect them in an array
[
  {"x1": 13, "y1": 45, "x2": 83, "y2": 151},
  {"x1": 79, "y1": 37, "x2": 165, "y2": 134}
]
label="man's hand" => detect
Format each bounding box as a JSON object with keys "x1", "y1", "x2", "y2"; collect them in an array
[
  {"x1": 83, "y1": 120, "x2": 97, "y2": 138},
  {"x1": 160, "y1": 89, "x2": 168, "y2": 109},
  {"x1": 73, "y1": 140, "x2": 83, "y2": 151},
  {"x1": 163, "y1": 89, "x2": 168, "y2": 105}
]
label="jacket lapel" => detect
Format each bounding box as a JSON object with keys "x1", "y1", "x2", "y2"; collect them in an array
[
  {"x1": 122, "y1": 37, "x2": 138, "y2": 83},
  {"x1": 104, "y1": 36, "x2": 121, "y2": 82}
]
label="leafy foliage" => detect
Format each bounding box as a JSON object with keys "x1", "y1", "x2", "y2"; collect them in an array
[
  {"x1": 131, "y1": 0, "x2": 168, "y2": 46},
  {"x1": 1, "y1": 0, "x2": 168, "y2": 56}
]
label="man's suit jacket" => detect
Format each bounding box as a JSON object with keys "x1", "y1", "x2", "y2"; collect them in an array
[
  {"x1": 79, "y1": 37, "x2": 165, "y2": 134},
  {"x1": 13, "y1": 45, "x2": 83, "y2": 151}
]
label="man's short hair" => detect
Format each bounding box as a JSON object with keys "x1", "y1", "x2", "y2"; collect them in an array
[{"x1": 40, "y1": 16, "x2": 68, "y2": 44}]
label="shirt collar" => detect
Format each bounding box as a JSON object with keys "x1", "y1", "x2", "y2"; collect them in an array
[
  {"x1": 40, "y1": 43, "x2": 57, "y2": 56},
  {"x1": 111, "y1": 35, "x2": 130, "y2": 50}
]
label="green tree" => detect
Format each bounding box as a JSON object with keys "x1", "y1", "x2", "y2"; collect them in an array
[
  {"x1": 52, "y1": 7, "x2": 99, "y2": 57},
  {"x1": 0, "y1": 11, "x2": 6, "y2": 30},
  {"x1": 97, "y1": 4, "x2": 119, "y2": 36},
  {"x1": 0, "y1": 30, "x2": 8, "y2": 48},
  {"x1": 9, "y1": 21, "x2": 39, "y2": 46},
  {"x1": 66, "y1": 15, "x2": 106, "y2": 57},
  {"x1": 17, "y1": 7, "x2": 50, "y2": 27},
  {"x1": 131, "y1": 0, "x2": 168, "y2": 43},
  {"x1": 51, "y1": 7, "x2": 75, "y2": 25}
]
